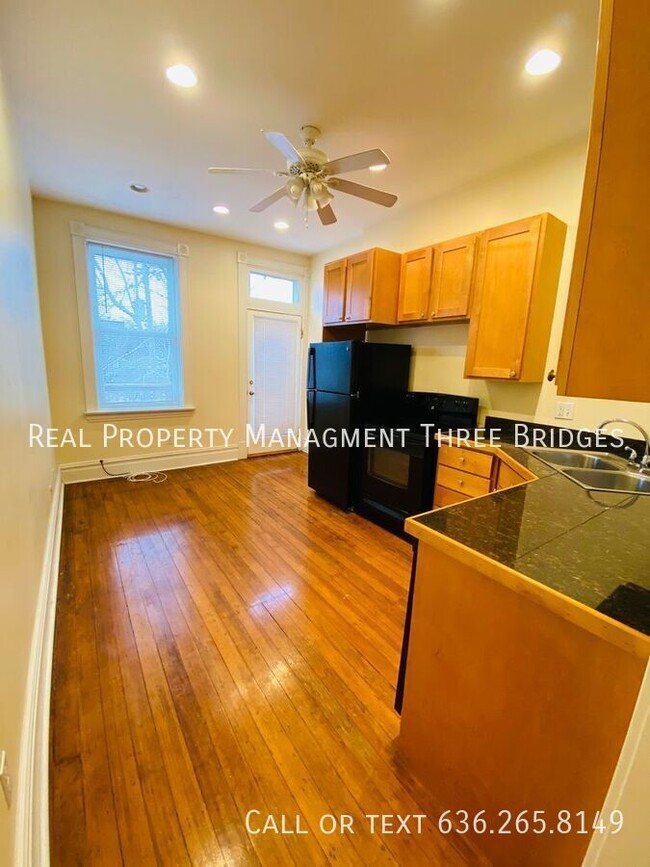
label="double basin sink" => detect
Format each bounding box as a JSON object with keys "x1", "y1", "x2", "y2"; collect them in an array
[{"x1": 529, "y1": 449, "x2": 650, "y2": 496}]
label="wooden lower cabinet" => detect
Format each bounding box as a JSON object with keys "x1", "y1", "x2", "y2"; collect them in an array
[
  {"x1": 433, "y1": 486, "x2": 471, "y2": 508},
  {"x1": 436, "y1": 465, "x2": 491, "y2": 499},
  {"x1": 433, "y1": 441, "x2": 533, "y2": 509},
  {"x1": 398, "y1": 541, "x2": 648, "y2": 867}
]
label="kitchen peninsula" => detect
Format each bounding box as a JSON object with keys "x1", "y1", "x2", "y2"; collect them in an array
[{"x1": 398, "y1": 442, "x2": 650, "y2": 866}]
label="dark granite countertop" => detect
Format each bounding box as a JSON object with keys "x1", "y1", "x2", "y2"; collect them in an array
[{"x1": 411, "y1": 443, "x2": 650, "y2": 637}]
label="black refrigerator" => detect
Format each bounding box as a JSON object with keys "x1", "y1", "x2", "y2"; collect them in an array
[{"x1": 306, "y1": 340, "x2": 411, "y2": 509}]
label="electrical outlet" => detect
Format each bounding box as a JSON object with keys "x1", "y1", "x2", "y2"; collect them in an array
[
  {"x1": 0, "y1": 751, "x2": 11, "y2": 809},
  {"x1": 555, "y1": 401, "x2": 575, "y2": 421}
]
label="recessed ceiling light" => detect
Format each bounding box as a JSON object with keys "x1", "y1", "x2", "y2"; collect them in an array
[
  {"x1": 212, "y1": 205, "x2": 230, "y2": 215},
  {"x1": 129, "y1": 183, "x2": 149, "y2": 193},
  {"x1": 525, "y1": 49, "x2": 561, "y2": 76},
  {"x1": 165, "y1": 63, "x2": 198, "y2": 88},
  {"x1": 369, "y1": 163, "x2": 388, "y2": 172},
  {"x1": 274, "y1": 220, "x2": 290, "y2": 231}
]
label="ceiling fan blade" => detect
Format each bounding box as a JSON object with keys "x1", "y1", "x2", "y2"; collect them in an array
[
  {"x1": 208, "y1": 166, "x2": 281, "y2": 174},
  {"x1": 249, "y1": 186, "x2": 288, "y2": 213},
  {"x1": 330, "y1": 177, "x2": 397, "y2": 207},
  {"x1": 323, "y1": 148, "x2": 390, "y2": 175},
  {"x1": 264, "y1": 130, "x2": 304, "y2": 164},
  {"x1": 317, "y1": 203, "x2": 337, "y2": 225}
]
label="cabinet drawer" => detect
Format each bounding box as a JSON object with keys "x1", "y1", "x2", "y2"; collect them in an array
[
  {"x1": 436, "y1": 465, "x2": 491, "y2": 497},
  {"x1": 433, "y1": 485, "x2": 472, "y2": 509},
  {"x1": 438, "y1": 445, "x2": 493, "y2": 479},
  {"x1": 496, "y1": 460, "x2": 527, "y2": 491}
]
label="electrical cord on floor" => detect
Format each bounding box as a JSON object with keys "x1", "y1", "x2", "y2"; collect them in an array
[{"x1": 99, "y1": 459, "x2": 168, "y2": 484}]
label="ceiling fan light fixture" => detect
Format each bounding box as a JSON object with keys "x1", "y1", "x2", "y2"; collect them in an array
[
  {"x1": 212, "y1": 204, "x2": 230, "y2": 215},
  {"x1": 286, "y1": 178, "x2": 304, "y2": 201},
  {"x1": 274, "y1": 220, "x2": 290, "y2": 231},
  {"x1": 368, "y1": 163, "x2": 388, "y2": 172},
  {"x1": 165, "y1": 63, "x2": 198, "y2": 87}
]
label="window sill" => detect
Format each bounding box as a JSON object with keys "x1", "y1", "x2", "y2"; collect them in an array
[{"x1": 84, "y1": 406, "x2": 196, "y2": 423}]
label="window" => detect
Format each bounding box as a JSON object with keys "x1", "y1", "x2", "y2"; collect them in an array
[
  {"x1": 76, "y1": 234, "x2": 186, "y2": 412},
  {"x1": 249, "y1": 271, "x2": 299, "y2": 305}
]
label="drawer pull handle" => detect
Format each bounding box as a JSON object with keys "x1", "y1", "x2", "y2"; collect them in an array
[
  {"x1": 459, "y1": 456, "x2": 466, "y2": 464},
  {"x1": 458, "y1": 479, "x2": 464, "y2": 487}
]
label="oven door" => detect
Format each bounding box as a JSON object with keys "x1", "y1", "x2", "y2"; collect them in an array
[{"x1": 357, "y1": 432, "x2": 433, "y2": 531}]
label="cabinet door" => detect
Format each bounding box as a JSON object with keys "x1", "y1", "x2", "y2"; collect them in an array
[
  {"x1": 397, "y1": 247, "x2": 433, "y2": 322},
  {"x1": 323, "y1": 259, "x2": 347, "y2": 324},
  {"x1": 430, "y1": 234, "x2": 477, "y2": 320},
  {"x1": 344, "y1": 250, "x2": 373, "y2": 322},
  {"x1": 464, "y1": 217, "x2": 542, "y2": 380},
  {"x1": 556, "y1": 0, "x2": 650, "y2": 402}
]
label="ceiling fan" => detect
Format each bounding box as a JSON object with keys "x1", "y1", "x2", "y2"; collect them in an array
[{"x1": 208, "y1": 125, "x2": 397, "y2": 226}]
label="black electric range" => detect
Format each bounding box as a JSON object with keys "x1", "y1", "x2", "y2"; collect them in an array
[{"x1": 355, "y1": 391, "x2": 479, "y2": 536}]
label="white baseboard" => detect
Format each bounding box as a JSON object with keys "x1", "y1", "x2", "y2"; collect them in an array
[
  {"x1": 60, "y1": 444, "x2": 239, "y2": 483},
  {"x1": 14, "y1": 468, "x2": 64, "y2": 867}
]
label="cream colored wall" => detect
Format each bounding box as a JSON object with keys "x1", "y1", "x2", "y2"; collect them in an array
[
  {"x1": 0, "y1": 71, "x2": 55, "y2": 866},
  {"x1": 33, "y1": 198, "x2": 309, "y2": 465},
  {"x1": 309, "y1": 139, "x2": 650, "y2": 432}
]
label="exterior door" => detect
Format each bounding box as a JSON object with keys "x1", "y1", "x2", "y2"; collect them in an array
[
  {"x1": 247, "y1": 310, "x2": 302, "y2": 455},
  {"x1": 398, "y1": 247, "x2": 433, "y2": 322}
]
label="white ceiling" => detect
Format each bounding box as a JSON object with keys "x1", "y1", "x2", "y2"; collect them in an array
[{"x1": 0, "y1": 0, "x2": 599, "y2": 254}]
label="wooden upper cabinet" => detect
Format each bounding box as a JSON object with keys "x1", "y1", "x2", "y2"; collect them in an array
[
  {"x1": 397, "y1": 247, "x2": 433, "y2": 322},
  {"x1": 556, "y1": 0, "x2": 650, "y2": 402},
  {"x1": 430, "y1": 233, "x2": 477, "y2": 319},
  {"x1": 464, "y1": 213, "x2": 566, "y2": 382},
  {"x1": 345, "y1": 250, "x2": 373, "y2": 323},
  {"x1": 323, "y1": 258, "x2": 347, "y2": 324},
  {"x1": 322, "y1": 248, "x2": 400, "y2": 326}
]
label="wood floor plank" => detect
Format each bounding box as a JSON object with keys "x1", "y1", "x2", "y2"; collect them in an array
[{"x1": 51, "y1": 453, "x2": 480, "y2": 866}]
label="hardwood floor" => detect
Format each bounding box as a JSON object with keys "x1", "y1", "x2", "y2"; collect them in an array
[{"x1": 51, "y1": 453, "x2": 477, "y2": 866}]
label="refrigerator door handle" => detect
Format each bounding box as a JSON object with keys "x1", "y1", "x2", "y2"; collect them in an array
[
  {"x1": 306, "y1": 390, "x2": 315, "y2": 429},
  {"x1": 307, "y1": 346, "x2": 316, "y2": 391}
]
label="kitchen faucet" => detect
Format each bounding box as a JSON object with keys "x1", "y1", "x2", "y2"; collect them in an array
[{"x1": 596, "y1": 418, "x2": 650, "y2": 473}]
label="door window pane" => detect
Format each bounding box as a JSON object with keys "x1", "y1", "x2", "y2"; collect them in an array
[{"x1": 249, "y1": 271, "x2": 298, "y2": 304}]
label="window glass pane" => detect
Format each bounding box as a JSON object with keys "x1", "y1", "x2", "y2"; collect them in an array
[
  {"x1": 249, "y1": 271, "x2": 298, "y2": 304},
  {"x1": 86, "y1": 242, "x2": 183, "y2": 410}
]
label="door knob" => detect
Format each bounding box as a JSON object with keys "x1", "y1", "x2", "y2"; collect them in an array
[{"x1": 508, "y1": 370, "x2": 517, "y2": 379}]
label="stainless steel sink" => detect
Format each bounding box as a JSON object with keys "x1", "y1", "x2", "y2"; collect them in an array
[
  {"x1": 563, "y1": 469, "x2": 650, "y2": 495},
  {"x1": 527, "y1": 448, "x2": 650, "y2": 495},
  {"x1": 529, "y1": 448, "x2": 625, "y2": 472}
]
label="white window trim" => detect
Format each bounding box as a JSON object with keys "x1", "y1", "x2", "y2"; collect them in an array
[
  {"x1": 237, "y1": 253, "x2": 309, "y2": 457},
  {"x1": 71, "y1": 221, "x2": 193, "y2": 417}
]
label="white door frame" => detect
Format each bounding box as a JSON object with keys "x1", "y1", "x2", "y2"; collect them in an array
[{"x1": 237, "y1": 253, "x2": 309, "y2": 458}]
